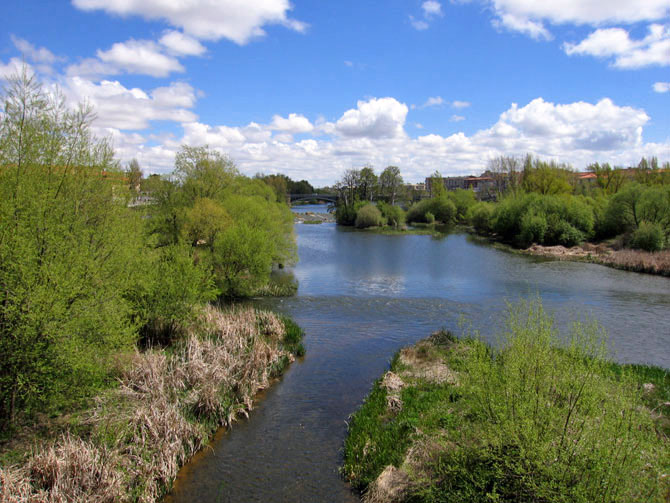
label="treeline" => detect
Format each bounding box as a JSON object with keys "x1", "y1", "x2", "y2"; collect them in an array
[
  {"x1": 470, "y1": 155, "x2": 670, "y2": 252},
  {"x1": 332, "y1": 166, "x2": 475, "y2": 229},
  {"x1": 0, "y1": 72, "x2": 295, "y2": 429},
  {"x1": 254, "y1": 173, "x2": 315, "y2": 202}
]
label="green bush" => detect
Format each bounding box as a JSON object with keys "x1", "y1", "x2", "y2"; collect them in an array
[
  {"x1": 630, "y1": 221, "x2": 665, "y2": 251},
  {"x1": 518, "y1": 211, "x2": 547, "y2": 246},
  {"x1": 467, "y1": 202, "x2": 494, "y2": 234},
  {"x1": 446, "y1": 189, "x2": 476, "y2": 223},
  {"x1": 377, "y1": 201, "x2": 405, "y2": 228},
  {"x1": 425, "y1": 211, "x2": 435, "y2": 224},
  {"x1": 355, "y1": 203, "x2": 383, "y2": 228},
  {"x1": 406, "y1": 196, "x2": 456, "y2": 224}
]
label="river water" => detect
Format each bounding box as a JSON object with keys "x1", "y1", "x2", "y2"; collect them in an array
[{"x1": 165, "y1": 206, "x2": 670, "y2": 502}]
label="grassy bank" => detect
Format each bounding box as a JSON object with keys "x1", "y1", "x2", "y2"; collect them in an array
[
  {"x1": 343, "y1": 300, "x2": 670, "y2": 502},
  {"x1": 0, "y1": 305, "x2": 304, "y2": 502}
]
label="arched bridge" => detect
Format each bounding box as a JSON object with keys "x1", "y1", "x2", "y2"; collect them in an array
[{"x1": 289, "y1": 193, "x2": 339, "y2": 203}]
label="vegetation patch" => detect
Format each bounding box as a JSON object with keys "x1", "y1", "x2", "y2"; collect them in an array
[
  {"x1": 0, "y1": 306, "x2": 304, "y2": 502},
  {"x1": 343, "y1": 300, "x2": 670, "y2": 502}
]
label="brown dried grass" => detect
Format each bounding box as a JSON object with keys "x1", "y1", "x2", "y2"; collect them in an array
[
  {"x1": 600, "y1": 249, "x2": 670, "y2": 276},
  {"x1": 1, "y1": 306, "x2": 293, "y2": 503}
]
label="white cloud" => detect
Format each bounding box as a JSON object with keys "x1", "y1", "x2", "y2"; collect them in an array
[
  {"x1": 450, "y1": 115, "x2": 466, "y2": 122},
  {"x1": 64, "y1": 77, "x2": 197, "y2": 129},
  {"x1": 67, "y1": 39, "x2": 184, "y2": 79},
  {"x1": 654, "y1": 82, "x2": 670, "y2": 93},
  {"x1": 0, "y1": 58, "x2": 33, "y2": 80},
  {"x1": 423, "y1": 96, "x2": 445, "y2": 108},
  {"x1": 98, "y1": 39, "x2": 184, "y2": 77},
  {"x1": 334, "y1": 97, "x2": 408, "y2": 139},
  {"x1": 11, "y1": 36, "x2": 61, "y2": 65},
  {"x1": 159, "y1": 31, "x2": 206, "y2": 56},
  {"x1": 121, "y1": 95, "x2": 667, "y2": 185},
  {"x1": 270, "y1": 113, "x2": 314, "y2": 134},
  {"x1": 422, "y1": 1, "x2": 443, "y2": 17},
  {"x1": 71, "y1": 0, "x2": 307, "y2": 45},
  {"x1": 490, "y1": 0, "x2": 670, "y2": 27},
  {"x1": 452, "y1": 100, "x2": 471, "y2": 109},
  {"x1": 409, "y1": 16, "x2": 429, "y2": 31},
  {"x1": 564, "y1": 24, "x2": 670, "y2": 68},
  {"x1": 492, "y1": 13, "x2": 552, "y2": 40}
]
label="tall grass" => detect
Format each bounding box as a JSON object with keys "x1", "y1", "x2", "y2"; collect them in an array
[
  {"x1": 343, "y1": 300, "x2": 670, "y2": 502},
  {"x1": 0, "y1": 305, "x2": 304, "y2": 502}
]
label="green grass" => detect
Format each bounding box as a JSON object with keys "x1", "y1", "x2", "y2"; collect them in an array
[{"x1": 343, "y1": 301, "x2": 670, "y2": 502}]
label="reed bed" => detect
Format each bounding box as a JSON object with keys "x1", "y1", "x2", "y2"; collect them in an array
[
  {"x1": 0, "y1": 305, "x2": 301, "y2": 503},
  {"x1": 599, "y1": 248, "x2": 670, "y2": 276}
]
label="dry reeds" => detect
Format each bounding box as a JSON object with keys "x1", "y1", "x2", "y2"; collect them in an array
[
  {"x1": 600, "y1": 249, "x2": 670, "y2": 276},
  {"x1": 0, "y1": 306, "x2": 295, "y2": 503}
]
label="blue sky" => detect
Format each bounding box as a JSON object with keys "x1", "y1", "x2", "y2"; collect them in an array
[{"x1": 2, "y1": 0, "x2": 669, "y2": 184}]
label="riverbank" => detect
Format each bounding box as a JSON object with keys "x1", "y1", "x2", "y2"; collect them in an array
[
  {"x1": 293, "y1": 211, "x2": 335, "y2": 224},
  {"x1": 343, "y1": 300, "x2": 670, "y2": 503},
  {"x1": 466, "y1": 230, "x2": 670, "y2": 277},
  {"x1": 0, "y1": 305, "x2": 304, "y2": 502}
]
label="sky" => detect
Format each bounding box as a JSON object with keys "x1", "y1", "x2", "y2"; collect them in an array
[{"x1": 1, "y1": 0, "x2": 669, "y2": 185}]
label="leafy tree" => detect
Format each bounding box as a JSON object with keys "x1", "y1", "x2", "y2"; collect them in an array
[
  {"x1": 182, "y1": 197, "x2": 231, "y2": 248},
  {"x1": 0, "y1": 70, "x2": 141, "y2": 425},
  {"x1": 126, "y1": 158, "x2": 142, "y2": 192},
  {"x1": 428, "y1": 170, "x2": 446, "y2": 198},
  {"x1": 379, "y1": 166, "x2": 403, "y2": 204},
  {"x1": 358, "y1": 166, "x2": 378, "y2": 201}
]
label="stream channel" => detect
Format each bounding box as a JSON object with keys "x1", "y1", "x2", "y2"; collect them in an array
[{"x1": 164, "y1": 204, "x2": 670, "y2": 502}]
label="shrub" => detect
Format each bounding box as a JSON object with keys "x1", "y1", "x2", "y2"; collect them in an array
[
  {"x1": 355, "y1": 204, "x2": 383, "y2": 228},
  {"x1": 446, "y1": 189, "x2": 476, "y2": 223},
  {"x1": 406, "y1": 197, "x2": 456, "y2": 224},
  {"x1": 425, "y1": 211, "x2": 435, "y2": 224},
  {"x1": 631, "y1": 221, "x2": 665, "y2": 251},
  {"x1": 377, "y1": 201, "x2": 405, "y2": 228},
  {"x1": 518, "y1": 212, "x2": 547, "y2": 247},
  {"x1": 467, "y1": 202, "x2": 494, "y2": 234}
]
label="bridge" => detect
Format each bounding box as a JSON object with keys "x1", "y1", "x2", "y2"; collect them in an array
[{"x1": 289, "y1": 193, "x2": 339, "y2": 204}]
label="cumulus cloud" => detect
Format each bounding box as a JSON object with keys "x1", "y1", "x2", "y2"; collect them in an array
[
  {"x1": 452, "y1": 100, "x2": 471, "y2": 109},
  {"x1": 71, "y1": 0, "x2": 307, "y2": 45},
  {"x1": 654, "y1": 82, "x2": 670, "y2": 93},
  {"x1": 108, "y1": 95, "x2": 666, "y2": 186},
  {"x1": 270, "y1": 113, "x2": 314, "y2": 134},
  {"x1": 0, "y1": 58, "x2": 32, "y2": 80},
  {"x1": 486, "y1": 0, "x2": 670, "y2": 39},
  {"x1": 334, "y1": 97, "x2": 408, "y2": 139},
  {"x1": 64, "y1": 77, "x2": 197, "y2": 129},
  {"x1": 564, "y1": 24, "x2": 670, "y2": 68},
  {"x1": 159, "y1": 31, "x2": 207, "y2": 56}
]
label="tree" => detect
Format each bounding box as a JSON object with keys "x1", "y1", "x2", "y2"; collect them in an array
[
  {"x1": 379, "y1": 166, "x2": 403, "y2": 204},
  {"x1": 127, "y1": 158, "x2": 142, "y2": 192},
  {"x1": 487, "y1": 155, "x2": 522, "y2": 198},
  {"x1": 428, "y1": 171, "x2": 446, "y2": 198},
  {"x1": 0, "y1": 69, "x2": 141, "y2": 426},
  {"x1": 522, "y1": 158, "x2": 573, "y2": 195},
  {"x1": 174, "y1": 145, "x2": 238, "y2": 202},
  {"x1": 358, "y1": 166, "x2": 378, "y2": 201}
]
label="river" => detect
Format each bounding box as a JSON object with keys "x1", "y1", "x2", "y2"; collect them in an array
[{"x1": 164, "y1": 205, "x2": 670, "y2": 502}]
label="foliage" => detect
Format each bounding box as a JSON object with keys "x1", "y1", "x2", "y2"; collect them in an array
[
  {"x1": 0, "y1": 70, "x2": 143, "y2": 425},
  {"x1": 355, "y1": 203, "x2": 383, "y2": 228},
  {"x1": 492, "y1": 193, "x2": 593, "y2": 247},
  {"x1": 467, "y1": 202, "x2": 494, "y2": 233},
  {"x1": 630, "y1": 221, "x2": 666, "y2": 252},
  {"x1": 446, "y1": 188, "x2": 476, "y2": 223},
  {"x1": 406, "y1": 196, "x2": 456, "y2": 224},
  {"x1": 522, "y1": 156, "x2": 574, "y2": 195},
  {"x1": 379, "y1": 166, "x2": 403, "y2": 205},
  {"x1": 343, "y1": 299, "x2": 670, "y2": 502},
  {"x1": 377, "y1": 201, "x2": 405, "y2": 228}
]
